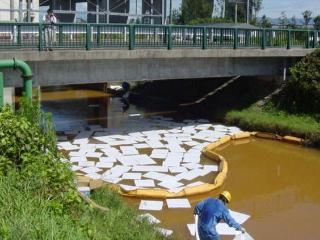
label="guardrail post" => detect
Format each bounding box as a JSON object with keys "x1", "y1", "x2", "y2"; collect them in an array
[
  {"x1": 129, "y1": 25, "x2": 135, "y2": 50},
  {"x1": 306, "y1": 31, "x2": 310, "y2": 49},
  {"x1": 287, "y1": 29, "x2": 291, "y2": 50},
  {"x1": 202, "y1": 27, "x2": 207, "y2": 50},
  {"x1": 86, "y1": 24, "x2": 92, "y2": 50},
  {"x1": 58, "y1": 25, "x2": 63, "y2": 47},
  {"x1": 38, "y1": 23, "x2": 42, "y2": 51},
  {"x1": 0, "y1": 72, "x2": 3, "y2": 107},
  {"x1": 312, "y1": 31, "x2": 316, "y2": 48},
  {"x1": 261, "y1": 29, "x2": 266, "y2": 50},
  {"x1": 233, "y1": 28, "x2": 238, "y2": 49},
  {"x1": 96, "y1": 25, "x2": 101, "y2": 47},
  {"x1": 17, "y1": 25, "x2": 21, "y2": 47},
  {"x1": 220, "y1": 28, "x2": 224, "y2": 46},
  {"x1": 167, "y1": 26, "x2": 172, "y2": 50}
]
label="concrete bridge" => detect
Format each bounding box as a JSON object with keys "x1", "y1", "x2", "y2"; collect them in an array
[
  {"x1": 0, "y1": 48, "x2": 314, "y2": 87},
  {"x1": 0, "y1": 23, "x2": 319, "y2": 87}
]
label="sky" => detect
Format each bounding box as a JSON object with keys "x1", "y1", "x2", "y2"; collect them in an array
[{"x1": 172, "y1": 0, "x2": 320, "y2": 19}]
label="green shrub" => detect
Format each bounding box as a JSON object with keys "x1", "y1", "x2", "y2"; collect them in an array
[
  {"x1": 0, "y1": 100, "x2": 80, "y2": 213},
  {"x1": 277, "y1": 49, "x2": 320, "y2": 114}
]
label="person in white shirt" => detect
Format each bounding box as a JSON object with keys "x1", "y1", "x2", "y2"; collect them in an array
[{"x1": 43, "y1": 8, "x2": 57, "y2": 51}]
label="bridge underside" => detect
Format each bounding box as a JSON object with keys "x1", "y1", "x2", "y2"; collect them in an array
[{"x1": 1, "y1": 48, "x2": 311, "y2": 87}]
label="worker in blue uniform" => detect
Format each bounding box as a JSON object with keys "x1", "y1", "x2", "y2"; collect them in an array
[{"x1": 194, "y1": 191, "x2": 245, "y2": 240}]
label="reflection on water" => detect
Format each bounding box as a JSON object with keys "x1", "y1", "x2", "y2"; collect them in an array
[{"x1": 39, "y1": 86, "x2": 320, "y2": 240}]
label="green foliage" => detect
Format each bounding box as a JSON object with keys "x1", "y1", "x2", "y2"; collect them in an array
[
  {"x1": 0, "y1": 174, "x2": 167, "y2": 240},
  {"x1": 259, "y1": 15, "x2": 272, "y2": 28},
  {"x1": 0, "y1": 99, "x2": 168, "y2": 240},
  {"x1": 277, "y1": 49, "x2": 320, "y2": 114},
  {"x1": 226, "y1": 106, "x2": 320, "y2": 145},
  {"x1": 181, "y1": 0, "x2": 213, "y2": 24},
  {"x1": 314, "y1": 15, "x2": 320, "y2": 30},
  {"x1": 189, "y1": 17, "x2": 232, "y2": 25},
  {"x1": 0, "y1": 99, "x2": 80, "y2": 213},
  {"x1": 302, "y1": 10, "x2": 312, "y2": 26}
]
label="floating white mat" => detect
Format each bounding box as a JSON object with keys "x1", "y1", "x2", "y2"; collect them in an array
[
  {"x1": 120, "y1": 184, "x2": 139, "y2": 191},
  {"x1": 233, "y1": 232, "x2": 254, "y2": 240},
  {"x1": 85, "y1": 173, "x2": 101, "y2": 180},
  {"x1": 85, "y1": 152, "x2": 103, "y2": 158},
  {"x1": 132, "y1": 165, "x2": 168, "y2": 172},
  {"x1": 216, "y1": 223, "x2": 239, "y2": 235},
  {"x1": 184, "y1": 141, "x2": 201, "y2": 147},
  {"x1": 139, "y1": 200, "x2": 163, "y2": 211},
  {"x1": 157, "y1": 227, "x2": 173, "y2": 237},
  {"x1": 78, "y1": 161, "x2": 95, "y2": 167},
  {"x1": 150, "y1": 149, "x2": 169, "y2": 159},
  {"x1": 117, "y1": 155, "x2": 155, "y2": 166},
  {"x1": 186, "y1": 181, "x2": 205, "y2": 188},
  {"x1": 103, "y1": 165, "x2": 131, "y2": 178},
  {"x1": 229, "y1": 210, "x2": 250, "y2": 225},
  {"x1": 120, "y1": 146, "x2": 139, "y2": 155},
  {"x1": 158, "y1": 180, "x2": 184, "y2": 190},
  {"x1": 73, "y1": 138, "x2": 89, "y2": 145},
  {"x1": 183, "y1": 152, "x2": 201, "y2": 163},
  {"x1": 143, "y1": 172, "x2": 177, "y2": 182},
  {"x1": 71, "y1": 165, "x2": 83, "y2": 172},
  {"x1": 70, "y1": 156, "x2": 87, "y2": 162},
  {"x1": 134, "y1": 179, "x2": 155, "y2": 188},
  {"x1": 168, "y1": 166, "x2": 188, "y2": 173},
  {"x1": 183, "y1": 163, "x2": 202, "y2": 170},
  {"x1": 99, "y1": 156, "x2": 117, "y2": 163},
  {"x1": 95, "y1": 162, "x2": 114, "y2": 169},
  {"x1": 146, "y1": 140, "x2": 165, "y2": 149},
  {"x1": 122, "y1": 172, "x2": 142, "y2": 180},
  {"x1": 166, "y1": 198, "x2": 191, "y2": 208},
  {"x1": 187, "y1": 223, "x2": 196, "y2": 236},
  {"x1": 137, "y1": 213, "x2": 161, "y2": 224},
  {"x1": 133, "y1": 143, "x2": 150, "y2": 149},
  {"x1": 81, "y1": 167, "x2": 102, "y2": 174},
  {"x1": 102, "y1": 177, "x2": 121, "y2": 184},
  {"x1": 69, "y1": 151, "x2": 86, "y2": 157}
]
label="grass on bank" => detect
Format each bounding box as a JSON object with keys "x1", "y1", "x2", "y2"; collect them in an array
[
  {"x1": 0, "y1": 173, "x2": 166, "y2": 240},
  {"x1": 0, "y1": 99, "x2": 167, "y2": 240},
  {"x1": 226, "y1": 106, "x2": 320, "y2": 145}
]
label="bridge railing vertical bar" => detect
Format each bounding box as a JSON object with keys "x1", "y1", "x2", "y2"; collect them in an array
[
  {"x1": 38, "y1": 23, "x2": 43, "y2": 50},
  {"x1": 287, "y1": 29, "x2": 291, "y2": 49},
  {"x1": 265, "y1": 29, "x2": 287, "y2": 48},
  {"x1": 129, "y1": 24, "x2": 135, "y2": 50},
  {"x1": 58, "y1": 25, "x2": 63, "y2": 47},
  {"x1": 167, "y1": 25, "x2": 172, "y2": 50},
  {"x1": 134, "y1": 24, "x2": 166, "y2": 48},
  {"x1": 171, "y1": 26, "x2": 202, "y2": 48},
  {"x1": 290, "y1": 29, "x2": 309, "y2": 48},
  {"x1": 202, "y1": 27, "x2": 207, "y2": 49},
  {"x1": 91, "y1": 24, "x2": 129, "y2": 49},
  {"x1": 233, "y1": 28, "x2": 238, "y2": 49}
]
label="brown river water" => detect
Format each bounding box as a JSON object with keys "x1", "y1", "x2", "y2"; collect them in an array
[{"x1": 37, "y1": 86, "x2": 320, "y2": 240}]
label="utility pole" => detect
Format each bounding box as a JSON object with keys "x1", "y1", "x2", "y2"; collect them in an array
[
  {"x1": 169, "y1": 0, "x2": 172, "y2": 24},
  {"x1": 19, "y1": 0, "x2": 23, "y2": 22},
  {"x1": 10, "y1": 0, "x2": 14, "y2": 21},
  {"x1": 246, "y1": 0, "x2": 249, "y2": 24},
  {"x1": 106, "y1": 0, "x2": 109, "y2": 23},
  {"x1": 235, "y1": 2, "x2": 237, "y2": 24},
  {"x1": 27, "y1": 0, "x2": 31, "y2": 22}
]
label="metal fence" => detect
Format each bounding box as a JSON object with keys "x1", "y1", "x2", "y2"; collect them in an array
[{"x1": 0, "y1": 22, "x2": 319, "y2": 51}]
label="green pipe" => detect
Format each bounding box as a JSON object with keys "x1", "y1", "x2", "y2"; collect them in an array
[
  {"x1": 0, "y1": 72, "x2": 3, "y2": 107},
  {"x1": 0, "y1": 59, "x2": 33, "y2": 103}
]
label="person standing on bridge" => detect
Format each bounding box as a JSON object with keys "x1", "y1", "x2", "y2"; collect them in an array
[
  {"x1": 194, "y1": 191, "x2": 245, "y2": 240},
  {"x1": 43, "y1": 8, "x2": 57, "y2": 51}
]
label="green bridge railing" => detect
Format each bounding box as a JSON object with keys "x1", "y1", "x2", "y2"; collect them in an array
[{"x1": 0, "y1": 22, "x2": 319, "y2": 51}]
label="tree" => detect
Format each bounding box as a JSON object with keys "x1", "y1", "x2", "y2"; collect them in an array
[
  {"x1": 302, "y1": 10, "x2": 312, "y2": 26},
  {"x1": 314, "y1": 15, "x2": 320, "y2": 30},
  {"x1": 260, "y1": 15, "x2": 272, "y2": 28},
  {"x1": 170, "y1": 8, "x2": 183, "y2": 25},
  {"x1": 252, "y1": 0, "x2": 263, "y2": 19},
  {"x1": 288, "y1": 15, "x2": 298, "y2": 29},
  {"x1": 279, "y1": 11, "x2": 289, "y2": 28},
  {"x1": 181, "y1": 0, "x2": 213, "y2": 24},
  {"x1": 279, "y1": 49, "x2": 320, "y2": 114}
]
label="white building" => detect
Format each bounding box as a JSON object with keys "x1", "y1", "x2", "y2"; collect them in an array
[{"x1": 0, "y1": 0, "x2": 39, "y2": 22}]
